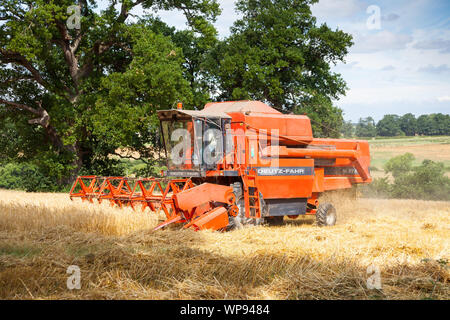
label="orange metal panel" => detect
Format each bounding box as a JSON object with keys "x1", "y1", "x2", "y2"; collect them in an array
[
  {"x1": 244, "y1": 114, "x2": 313, "y2": 143},
  {"x1": 174, "y1": 183, "x2": 235, "y2": 211},
  {"x1": 312, "y1": 168, "x2": 324, "y2": 193},
  {"x1": 184, "y1": 207, "x2": 229, "y2": 231},
  {"x1": 324, "y1": 177, "x2": 355, "y2": 190},
  {"x1": 254, "y1": 158, "x2": 314, "y2": 199},
  {"x1": 261, "y1": 146, "x2": 370, "y2": 181}
]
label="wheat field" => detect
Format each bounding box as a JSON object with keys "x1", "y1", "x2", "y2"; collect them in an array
[
  {"x1": 0, "y1": 189, "x2": 448, "y2": 300},
  {"x1": 368, "y1": 136, "x2": 450, "y2": 178}
]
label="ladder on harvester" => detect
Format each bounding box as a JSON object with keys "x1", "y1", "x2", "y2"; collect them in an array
[
  {"x1": 241, "y1": 169, "x2": 262, "y2": 219},
  {"x1": 234, "y1": 135, "x2": 262, "y2": 220}
]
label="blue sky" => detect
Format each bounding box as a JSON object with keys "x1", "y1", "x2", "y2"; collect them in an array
[
  {"x1": 110, "y1": 0, "x2": 450, "y2": 122},
  {"x1": 309, "y1": 0, "x2": 450, "y2": 121}
]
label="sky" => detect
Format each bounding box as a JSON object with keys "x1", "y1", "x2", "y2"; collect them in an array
[{"x1": 103, "y1": 0, "x2": 450, "y2": 122}]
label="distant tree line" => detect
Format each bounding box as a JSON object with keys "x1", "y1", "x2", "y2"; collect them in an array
[{"x1": 341, "y1": 113, "x2": 450, "y2": 137}]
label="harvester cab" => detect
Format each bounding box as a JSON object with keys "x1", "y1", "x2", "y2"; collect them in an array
[
  {"x1": 158, "y1": 108, "x2": 231, "y2": 176},
  {"x1": 70, "y1": 100, "x2": 372, "y2": 232}
]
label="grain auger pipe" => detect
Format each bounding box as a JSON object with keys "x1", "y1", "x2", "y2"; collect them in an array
[
  {"x1": 247, "y1": 124, "x2": 370, "y2": 181},
  {"x1": 261, "y1": 145, "x2": 370, "y2": 181}
]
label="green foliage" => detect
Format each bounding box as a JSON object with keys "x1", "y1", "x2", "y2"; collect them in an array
[
  {"x1": 295, "y1": 95, "x2": 344, "y2": 137},
  {"x1": 1, "y1": 0, "x2": 356, "y2": 191},
  {"x1": 389, "y1": 159, "x2": 450, "y2": 200},
  {"x1": 384, "y1": 152, "x2": 415, "y2": 178},
  {"x1": 355, "y1": 117, "x2": 377, "y2": 137},
  {"x1": 355, "y1": 113, "x2": 450, "y2": 138},
  {"x1": 0, "y1": 0, "x2": 220, "y2": 189},
  {"x1": 399, "y1": 113, "x2": 417, "y2": 136},
  {"x1": 142, "y1": 16, "x2": 217, "y2": 108},
  {"x1": 416, "y1": 113, "x2": 450, "y2": 136},
  {"x1": 340, "y1": 120, "x2": 354, "y2": 137},
  {"x1": 0, "y1": 163, "x2": 54, "y2": 192},
  {"x1": 376, "y1": 114, "x2": 403, "y2": 137},
  {"x1": 416, "y1": 115, "x2": 434, "y2": 135},
  {"x1": 363, "y1": 153, "x2": 450, "y2": 201},
  {"x1": 134, "y1": 161, "x2": 167, "y2": 178},
  {"x1": 364, "y1": 176, "x2": 391, "y2": 198},
  {"x1": 91, "y1": 26, "x2": 192, "y2": 149},
  {"x1": 78, "y1": 157, "x2": 127, "y2": 179}
]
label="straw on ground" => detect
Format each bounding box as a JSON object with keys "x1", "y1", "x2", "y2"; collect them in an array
[{"x1": 0, "y1": 189, "x2": 448, "y2": 299}]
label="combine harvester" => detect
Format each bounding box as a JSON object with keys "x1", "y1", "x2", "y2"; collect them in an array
[{"x1": 70, "y1": 101, "x2": 371, "y2": 231}]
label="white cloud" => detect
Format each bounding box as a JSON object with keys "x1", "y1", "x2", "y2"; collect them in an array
[
  {"x1": 336, "y1": 61, "x2": 359, "y2": 70},
  {"x1": 311, "y1": 0, "x2": 363, "y2": 19},
  {"x1": 340, "y1": 83, "x2": 450, "y2": 105},
  {"x1": 380, "y1": 65, "x2": 395, "y2": 71},
  {"x1": 437, "y1": 96, "x2": 450, "y2": 102},
  {"x1": 341, "y1": 99, "x2": 450, "y2": 122},
  {"x1": 382, "y1": 13, "x2": 400, "y2": 22},
  {"x1": 418, "y1": 64, "x2": 450, "y2": 74},
  {"x1": 214, "y1": 1, "x2": 241, "y2": 37},
  {"x1": 351, "y1": 30, "x2": 413, "y2": 53},
  {"x1": 413, "y1": 39, "x2": 450, "y2": 53}
]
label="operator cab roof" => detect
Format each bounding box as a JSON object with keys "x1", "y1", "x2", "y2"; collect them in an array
[
  {"x1": 157, "y1": 109, "x2": 231, "y2": 120},
  {"x1": 158, "y1": 100, "x2": 282, "y2": 120},
  {"x1": 158, "y1": 101, "x2": 313, "y2": 142},
  {"x1": 204, "y1": 100, "x2": 282, "y2": 115}
]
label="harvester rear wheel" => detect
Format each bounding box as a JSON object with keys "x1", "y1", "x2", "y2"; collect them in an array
[{"x1": 315, "y1": 203, "x2": 337, "y2": 227}]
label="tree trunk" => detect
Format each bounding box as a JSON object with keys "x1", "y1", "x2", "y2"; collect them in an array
[{"x1": 66, "y1": 146, "x2": 84, "y2": 186}]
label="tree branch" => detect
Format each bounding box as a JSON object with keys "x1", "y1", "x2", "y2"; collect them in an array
[
  {"x1": 54, "y1": 20, "x2": 80, "y2": 82},
  {"x1": 25, "y1": 0, "x2": 143, "y2": 101},
  {"x1": 0, "y1": 49, "x2": 48, "y2": 88},
  {"x1": 0, "y1": 75, "x2": 35, "y2": 84},
  {"x1": 0, "y1": 98, "x2": 69, "y2": 151},
  {"x1": 117, "y1": 0, "x2": 145, "y2": 23},
  {"x1": 0, "y1": 98, "x2": 41, "y2": 115},
  {"x1": 27, "y1": 101, "x2": 50, "y2": 127}
]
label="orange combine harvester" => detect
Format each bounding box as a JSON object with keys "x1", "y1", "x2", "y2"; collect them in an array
[{"x1": 70, "y1": 101, "x2": 372, "y2": 231}]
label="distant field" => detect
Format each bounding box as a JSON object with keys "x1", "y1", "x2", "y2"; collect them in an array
[
  {"x1": 0, "y1": 189, "x2": 448, "y2": 300},
  {"x1": 367, "y1": 136, "x2": 450, "y2": 178}
]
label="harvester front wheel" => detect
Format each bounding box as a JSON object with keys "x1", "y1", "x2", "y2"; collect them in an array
[
  {"x1": 228, "y1": 182, "x2": 263, "y2": 230},
  {"x1": 315, "y1": 203, "x2": 337, "y2": 227},
  {"x1": 228, "y1": 195, "x2": 253, "y2": 229}
]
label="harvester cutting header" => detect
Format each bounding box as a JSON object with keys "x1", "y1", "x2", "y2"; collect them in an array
[{"x1": 70, "y1": 101, "x2": 372, "y2": 231}]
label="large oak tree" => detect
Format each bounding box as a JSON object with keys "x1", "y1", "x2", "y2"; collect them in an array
[{"x1": 0, "y1": 0, "x2": 220, "y2": 183}]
